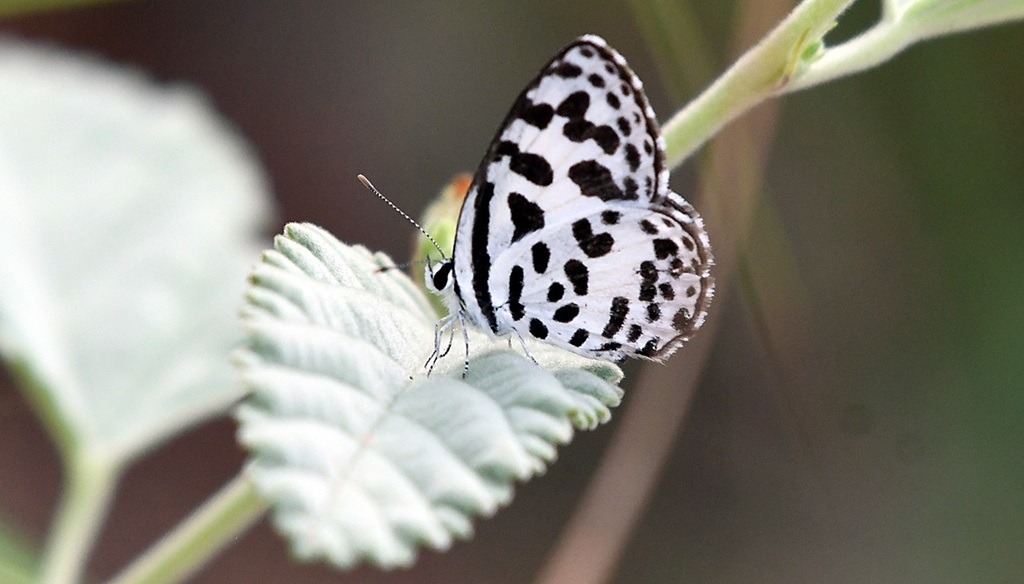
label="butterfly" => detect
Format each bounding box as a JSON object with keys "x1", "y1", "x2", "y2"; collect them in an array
[{"x1": 410, "y1": 35, "x2": 713, "y2": 372}]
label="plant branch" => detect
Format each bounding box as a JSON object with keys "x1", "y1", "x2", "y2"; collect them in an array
[
  {"x1": 105, "y1": 474, "x2": 266, "y2": 584},
  {"x1": 783, "y1": 0, "x2": 1024, "y2": 92},
  {"x1": 39, "y1": 454, "x2": 119, "y2": 584},
  {"x1": 661, "y1": 0, "x2": 1024, "y2": 168},
  {"x1": 0, "y1": 518, "x2": 38, "y2": 584},
  {"x1": 661, "y1": 0, "x2": 855, "y2": 169}
]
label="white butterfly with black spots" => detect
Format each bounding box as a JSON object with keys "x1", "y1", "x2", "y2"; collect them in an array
[{"x1": 426, "y1": 34, "x2": 713, "y2": 368}]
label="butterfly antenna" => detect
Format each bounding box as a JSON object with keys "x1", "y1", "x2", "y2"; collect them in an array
[
  {"x1": 374, "y1": 258, "x2": 429, "y2": 274},
  {"x1": 357, "y1": 174, "x2": 447, "y2": 258}
]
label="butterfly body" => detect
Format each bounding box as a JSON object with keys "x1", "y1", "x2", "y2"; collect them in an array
[{"x1": 431, "y1": 35, "x2": 712, "y2": 364}]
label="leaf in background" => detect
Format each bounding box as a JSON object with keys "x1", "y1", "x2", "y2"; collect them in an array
[
  {"x1": 236, "y1": 223, "x2": 623, "y2": 569},
  {"x1": 0, "y1": 0, "x2": 130, "y2": 18},
  {"x1": 0, "y1": 38, "x2": 273, "y2": 462},
  {"x1": 0, "y1": 518, "x2": 35, "y2": 584}
]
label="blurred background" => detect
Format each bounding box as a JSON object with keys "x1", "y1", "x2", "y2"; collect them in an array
[{"x1": 1, "y1": 1, "x2": 1022, "y2": 583}]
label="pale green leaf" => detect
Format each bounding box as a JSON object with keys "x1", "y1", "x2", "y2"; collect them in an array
[
  {"x1": 885, "y1": 0, "x2": 1024, "y2": 36},
  {"x1": 0, "y1": 38, "x2": 273, "y2": 462},
  {"x1": 236, "y1": 223, "x2": 622, "y2": 569},
  {"x1": 0, "y1": 519, "x2": 35, "y2": 584}
]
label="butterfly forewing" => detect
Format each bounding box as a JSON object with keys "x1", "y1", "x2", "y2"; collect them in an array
[{"x1": 450, "y1": 35, "x2": 712, "y2": 362}]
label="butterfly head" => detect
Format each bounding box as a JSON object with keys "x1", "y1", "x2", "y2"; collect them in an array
[
  {"x1": 425, "y1": 257, "x2": 466, "y2": 322},
  {"x1": 425, "y1": 258, "x2": 455, "y2": 295}
]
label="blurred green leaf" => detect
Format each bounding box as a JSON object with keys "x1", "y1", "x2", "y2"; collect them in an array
[
  {"x1": 235, "y1": 223, "x2": 622, "y2": 569},
  {"x1": 0, "y1": 39, "x2": 273, "y2": 464},
  {"x1": 0, "y1": 37, "x2": 272, "y2": 583},
  {"x1": 0, "y1": 0, "x2": 129, "y2": 18},
  {"x1": 0, "y1": 519, "x2": 35, "y2": 584}
]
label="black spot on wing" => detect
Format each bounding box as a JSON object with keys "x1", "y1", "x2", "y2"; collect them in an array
[
  {"x1": 587, "y1": 73, "x2": 605, "y2": 88},
  {"x1": 616, "y1": 117, "x2": 631, "y2": 136},
  {"x1": 508, "y1": 192, "x2": 545, "y2": 243},
  {"x1": 660, "y1": 282, "x2": 676, "y2": 300},
  {"x1": 647, "y1": 302, "x2": 661, "y2": 323},
  {"x1": 567, "y1": 123, "x2": 618, "y2": 154},
  {"x1": 512, "y1": 154, "x2": 553, "y2": 186},
  {"x1": 531, "y1": 241, "x2": 550, "y2": 273},
  {"x1": 639, "y1": 260, "x2": 657, "y2": 302},
  {"x1": 673, "y1": 307, "x2": 694, "y2": 332},
  {"x1": 569, "y1": 160, "x2": 635, "y2": 201},
  {"x1": 556, "y1": 91, "x2": 590, "y2": 118},
  {"x1": 557, "y1": 90, "x2": 620, "y2": 155},
  {"x1": 591, "y1": 126, "x2": 620, "y2": 154},
  {"x1": 547, "y1": 282, "x2": 565, "y2": 302},
  {"x1": 564, "y1": 259, "x2": 589, "y2": 296},
  {"x1": 602, "y1": 297, "x2": 629, "y2": 338},
  {"x1": 509, "y1": 265, "x2": 525, "y2": 321},
  {"x1": 496, "y1": 141, "x2": 553, "y2": 186},
  {"x1": 529, "y1": 318, "x2": 549, "y2": 339},
  {"x1": 563, "y1": 120, "x2": 620, "y2": 155},
  {"x1": 653, "y1": 238, "x2": 679, "y2": 260},
  {"x1": 572, "y1": 218, "x2": 614, "y2": 258},
  {"x1": 639, "y1": 338, "x2": 658, "y2": 357},
  {"x1": 606, "y1": 92, "x2": 621, "y2": 109},
  {"x1": 624, "y1": 177, "x2": 639, "y2": 199},
  {"x1": 520, "y1": 101, "x2": 554, "y2": 129},
  {"x1": 569, "y1": 328, "x2": 589, "y2": 347},
  {"x1": 601, "y1": 210, "x2": 621, "y2": 225},
  {"x1": 627, "y1": 324, "x2": 642, "y2": 343},
  {"x1": 563, "y1": 119, "x2": 593, "y2": 142},
  {"x1": 554, "y1": 62, "x2": 582, "y2": 78},
  {"x1": 624, "y1": 143, "x2": 641, "y2": 172},
  {"x1": 553, "y1": 303, "x2": 580, "y2": 323},
  {"x1": 670, "y1": 257, "x2": 685, "y2": 278}
]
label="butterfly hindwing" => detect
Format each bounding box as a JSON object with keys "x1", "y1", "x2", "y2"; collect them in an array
[
  {"x1": 449, "y1": 35, "x2": 713, "y2": 363},
  {"x1": 488, "y1": 196, "x2": 710, "y2": 360}
]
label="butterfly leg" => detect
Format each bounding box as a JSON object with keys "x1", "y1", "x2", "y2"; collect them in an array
[
  {"x1": 426, "y1": 314, "x2": 456, "y2": 375},
  {"x1": 439, "y1": 324, "x2": 456, "y2": 359},
  {"x1": 459, "y1": 310, "x2": 471, "y2": 378},
  {"x1": 511, "y1": 329, "x2": 540, "y2": 366}
]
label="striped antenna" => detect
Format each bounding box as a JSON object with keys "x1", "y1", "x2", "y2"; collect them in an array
[{"x1": 357, "y1": 174, "x2": 446, "y2": 258}]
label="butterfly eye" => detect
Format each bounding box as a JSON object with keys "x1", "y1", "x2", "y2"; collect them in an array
[{"x1": 430, "y1": 260, "x2": 454, "y2": 292}]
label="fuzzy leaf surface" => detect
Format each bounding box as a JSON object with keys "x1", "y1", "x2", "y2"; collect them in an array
[
  {"x1": 0, "y1": 39, "x2": 272, "y2": 461},
  {"x1": 236, "y1": 223, "x2": 623, "y2": 569}
]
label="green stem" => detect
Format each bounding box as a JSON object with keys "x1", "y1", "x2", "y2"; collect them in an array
[
  {"x1": 105, "y1": 474, "x2": 267, "y2": 584},
  {"x1": 0, "y1": 562, "x2": 36, "y2": 584},
  {"x1": 660, "y1": 0, "x2": 1024, "y2": 156},
  {"x1": 0, "y1": 519, "x2": 40, "y2": 584},
  {"x1": 661, "y1": 0, "x2": 855, "y2": 169},
  {"x1": 39, "y1": 454, "x2": 119, "y2": 584},
  {"x1": 784, "y1": 0, "x2": 1024, "y2": 92}
]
